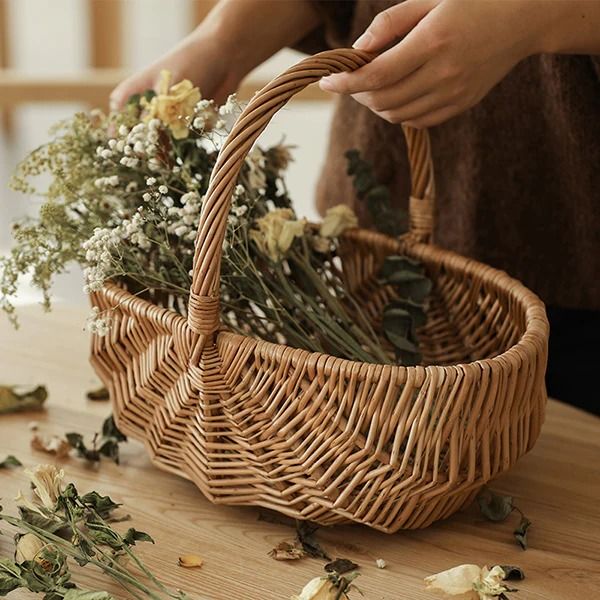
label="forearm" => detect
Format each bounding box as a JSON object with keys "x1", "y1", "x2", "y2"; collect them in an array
[
  {"x1": 535, "y1": 0, "x2": 600, "y2": 55},
  {"x1": 200, "y1": 0, "x2": 323, "y2": 77}
]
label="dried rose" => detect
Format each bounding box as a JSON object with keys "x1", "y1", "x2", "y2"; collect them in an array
[
  {"x1": 425, "y1": 564, "x2": 520, "y2": 600},
  {"x1": 319, "y1": 205, "x2": 358, "y2": 238},
  {"x1": 250, "y1": 208, "x2": 306, "y2": 261},
  {"x1": 143, "y1": 70, "x2": 200, "y2": 139},
  {"x1": 14, "y1": 533, "x2": 50, "y2": 566},
  {"x1": 24, "y1": 464, "x2": 64, "y2": 510},
  {"x1": 291, "y1": 576, "x2": 339, "y2": 600},
  {"x1": 425, "y1": 564, "x2": 481, "y2": 598},
  {"x1": 31, "y1": 433, "x2": 71, "y2": 458}
]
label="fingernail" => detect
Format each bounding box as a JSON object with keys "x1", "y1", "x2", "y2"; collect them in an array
[
  {"x1": 319, "y1": 76, "x2": 335, "y2": 91},
  {"x1": 353, "y1": 31, "x2": 373, "y2": 50}
]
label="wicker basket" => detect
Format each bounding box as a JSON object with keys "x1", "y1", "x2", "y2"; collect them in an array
[{"x1": 90, "y1": 49, "x2": 549, "y2": 533}]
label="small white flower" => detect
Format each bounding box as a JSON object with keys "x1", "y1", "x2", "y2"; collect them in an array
[
  {"x1": 162, "y1": 196, "x2": 174, "y2": 208},
  {"x1": 118, "y1": 124, "x2": 129, "y2": 136},
  {"x1": 142, "y1": 192, "x2": 152, "y2": 202},
  {"x1": 133, "y1": 141, "x2": 145, "y2": 154},
  {"x1": 158, "y1": 185, "x2": 168, "y2": 195},
  {"x1": 146, "y1": 177, "x2": 157, "y2": 186},
  {"x1": 375, "y1": 558, "x2": 387, "y2": 569},
  {"x1": 174, "y1": 225, "x2": 188, "y2": 237},
  {"x1": 100, "y1": 149, "x2": 112, "y2": 159}
]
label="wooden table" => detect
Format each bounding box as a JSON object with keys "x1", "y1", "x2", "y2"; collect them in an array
[{"x1": 1, "y1": 305, "x2": 599, "y2": 600}]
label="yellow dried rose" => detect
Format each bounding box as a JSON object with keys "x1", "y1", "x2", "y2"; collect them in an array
[
  {"x1": 250, "y1": 208, "x2": 306, "y2": 261},
  {"x1": 144, "y1": 70, "x2": 201, "y2": 139},
  {"x1": 319, "y1": 204, "x2": 358, "y2": 238},
  {"x1": 291, "y1": 576, "x2": 339, "y2": 600}
]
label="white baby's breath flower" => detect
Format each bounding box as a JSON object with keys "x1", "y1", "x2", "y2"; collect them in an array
[
  {"x1": 118, "y1": 125, "x2": 129, "y2": 136},
  {"x1": 158, "y1": 185, "x2": 168, "y2": 194}
]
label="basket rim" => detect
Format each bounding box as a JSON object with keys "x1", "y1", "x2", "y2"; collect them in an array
[{"x1": 96, "y1": 230, "x2": 549, "y2": 376}]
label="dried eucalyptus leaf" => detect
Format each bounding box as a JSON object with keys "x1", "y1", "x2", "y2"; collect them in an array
[
  {"x1": 385, "y1": 298, "x2": 427, "y2": 328},
  {"x1": 477, "y1": 488, "x2": 514, "y2": 522},
  {"x1": 80, "y1": 491, "x2": 121, "y2": 519},
  {"x1": 17, "y1": 507, "x2": 66, "y2": 535},
  {"x1": 101, "y1": 416, "x2": 127, "y2": 442},
  {"x1": 122, "y1": 528, "x2": 154, "y2": 546},
  {"x1": 514, "y1": 517, "x2": 532, "y2": 550},
  {"x1": 0, "y1": 385, "x2": 47, "y2": 414},
  {"x1": 500, "y1": 565, "x2": 525, "y2": 581},
  {"x1": 0, "y1": 455, "x2": 22, "y2": 469},
  {"x1": 382, "y1": 307, "x2": 413, "y2": 338},
  {"x1": 380, "y1": 256, "x2": 424, "y2": 279},
  {"x1": 384, "y1": 330, "x2": 419, "y2": 354},
  {"x1": 296, "y1": 521, "x2": 330, "y2": 560},
  {"x1": 324, "y1": 558, "x2": 359, "y2": 574},
  {"x1": 268, "y1": 541, "x2": 305, "y2": 561},
  {"x1": 380, "y1": 270, "x2": 432, "y2": 303},
  {"x1": 86, "y1": 387, "x2": 109, "y2": 402}
]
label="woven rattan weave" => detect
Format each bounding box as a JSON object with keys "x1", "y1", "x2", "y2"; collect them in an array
[{"x1": 90, "y1": 49, "x2": 549, "y2": 532}]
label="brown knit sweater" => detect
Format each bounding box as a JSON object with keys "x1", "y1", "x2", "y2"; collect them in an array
[{"x1": 297, "y1": 0, "x2": 600, "y2": 310}]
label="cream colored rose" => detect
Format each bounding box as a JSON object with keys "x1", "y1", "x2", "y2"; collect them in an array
[
  {"x1": 425, "y1": 564, "x2": 481, "y2": 598},
  {"x1": 291, "y1": 576, "x2": 338, "y2": 600},
  {"x1": 425, "y1": 564, "x2": 513, "y2": 600},
  {"x1": 319, "y1": 204, "x2": 358, "y2": 238},
  {"x1": 144, "y1": 70, "x2": 201, "y2": 139},
  {"x1": 250, "y1": 208, "x2": 306, "y2": 261},
  {"x1": 15, "y1": 533, "x2": 48, "y2": 564},
  {"x1": 25, "y1": 464, "x2": 64, "y2": 510}
]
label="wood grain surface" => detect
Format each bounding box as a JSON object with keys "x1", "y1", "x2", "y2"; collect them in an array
[{"x1": 1, "y1": 305, "x2": 599, "y2": 599}]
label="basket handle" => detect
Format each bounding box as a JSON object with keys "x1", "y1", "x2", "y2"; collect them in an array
[{"x1": 187, "y1": 48, "x2": 435, "y2": 340}]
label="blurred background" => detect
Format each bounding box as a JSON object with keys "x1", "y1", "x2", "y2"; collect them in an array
[{"x1": 0, "y1": 0, "x2": 335, "y2": 306}]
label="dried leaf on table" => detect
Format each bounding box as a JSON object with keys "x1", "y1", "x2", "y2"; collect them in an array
[
  {"x1": 0, "y1": 385, "x2": 47, "y2": 414},
  {"x1": 31, "y1": 433, "x2": 71, "y2": 458},
  {"x1": 269, "y1": 540, "x2": 306, "y2": 561},
  {"x1": 477, "y1": 488, "x2": 514, "y2": 522},
  {"x1": 324, "y1": 558, "x2": 359, "y2": 574},
  {"x1": 66, "y1": 415, "x2": 127, "y2": 465},
  {"x1": 0, "y1": 455, "x2": 22, "y2": 469},
  {"x1": 499, "y1": 566, "x2": 525, "y2": 581},
  {"x1": 86, "y1": 386, "x2": 109, "y2": 401},
  {"x1": 513, "y1": 516, "x2": 532, "y2": 550},
  {"x1": 178, "y1": 554, "x2": 204, "y2": 568},
  {"x1": 296, "y1": 521, "x2": 331, "y2": 561}
]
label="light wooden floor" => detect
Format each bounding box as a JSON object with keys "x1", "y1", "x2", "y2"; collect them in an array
[{"x1": 0, "y1": 304, "x2": 599, "y2": 599}]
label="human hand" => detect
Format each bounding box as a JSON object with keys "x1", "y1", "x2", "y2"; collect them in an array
[
  {"x1": 319, "y1": 0, "x2": 555, "y2": 128},
  {"x1": 110, "y1": 29, "x2": 240, "y2": 110}
]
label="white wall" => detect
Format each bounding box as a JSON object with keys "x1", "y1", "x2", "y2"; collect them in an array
[{"x1": 0, "y1": 0, "x2": 334, "y2": 305}]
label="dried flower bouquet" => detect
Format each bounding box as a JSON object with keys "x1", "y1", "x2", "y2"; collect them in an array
[{"x1": 0, "y1": 72, "x2": 428, "y2": 365}]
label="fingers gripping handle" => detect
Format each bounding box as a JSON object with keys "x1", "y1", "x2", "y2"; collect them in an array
[{"x1": 187, "y1": 48, "x2": 435, "y2": 343}]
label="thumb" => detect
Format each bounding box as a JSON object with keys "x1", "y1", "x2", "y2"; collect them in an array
[{"x1": 353, "y1": 0, "x2": 437, "y2": 52}]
